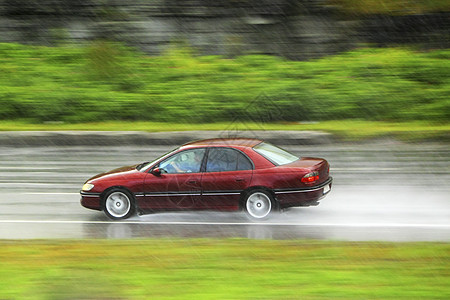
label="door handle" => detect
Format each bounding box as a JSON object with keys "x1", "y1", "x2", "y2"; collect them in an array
[
  {"x1": 235, "y1": 178, "x2": 245, "y2": 182},
  {"x1": 187, "y1": 180, "x2": 197, "y2": 184}
]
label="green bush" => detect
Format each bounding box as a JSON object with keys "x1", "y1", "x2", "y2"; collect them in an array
[{"x1": 0, "y1": 43, "x2": 448, "y2": 123}]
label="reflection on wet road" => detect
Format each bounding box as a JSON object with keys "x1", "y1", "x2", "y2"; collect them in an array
[{"x1": 0, "y1": 142, "x2": 449, "y2": 241}]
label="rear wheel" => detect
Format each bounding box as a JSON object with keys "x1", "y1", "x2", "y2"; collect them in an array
[
  {"x1": 103, "y1": 189, "x2": 135, "y2": 220},
  {"x1": 244, "y1": 190, "x2": 275, "y2": 220}
]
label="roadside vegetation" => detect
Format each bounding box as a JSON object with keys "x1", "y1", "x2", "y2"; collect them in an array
[
  {"x1": 0, "y1": 239, "x2": 448, "y2": 299},
  {"x1": 0, "y1": 43, "x2": 448, "y2": 125},
  {"x1": 0, "y1": 120, "x2": 448, "y2": 141},
  {"x1": 329, "y1": 0, "x2": 450, "y2": 15}
]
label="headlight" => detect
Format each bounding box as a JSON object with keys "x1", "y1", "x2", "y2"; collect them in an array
[{"x1": 82, "y1": 183, "x2": 94, "y2": 191}]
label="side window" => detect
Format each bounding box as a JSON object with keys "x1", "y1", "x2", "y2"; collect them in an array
[
  {"x1": 237, "y1": 152, "x2": 253, "y2": 170},
  {"x1": 206, "y1": 148, "x2": 252, "y2": 172},
  {"x1": 159, "y1": 148, "x2": 205, "y2": 174}
]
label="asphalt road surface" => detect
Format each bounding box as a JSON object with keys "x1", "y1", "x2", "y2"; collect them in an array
[{"x1": 0, "y1": 142, "x2": 449, "y2": 241}]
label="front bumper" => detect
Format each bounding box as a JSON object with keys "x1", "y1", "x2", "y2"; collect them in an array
[{"x1": 80, "y1": 191, "x2": 102, "y2": 211}]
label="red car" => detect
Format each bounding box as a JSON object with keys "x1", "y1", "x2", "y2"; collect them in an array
[{"x1": 80, "y1": 138, "x2": 332, "y2": 220}]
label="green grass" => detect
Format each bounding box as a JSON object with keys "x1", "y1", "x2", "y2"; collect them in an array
[
  {"x1": 328, "y1": 0, "x2": 450, "y2": 15},
  {"x1": 0, "y1": 43, "x2": 449, "y2": 124},
  {"x1": 0, "y1": 120, "x2": 448, "y2": 141},
  {"x1": 0, "y1": 239, "x2": 448, "y2": 299}
]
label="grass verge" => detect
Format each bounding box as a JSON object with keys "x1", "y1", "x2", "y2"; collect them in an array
[
  {"x1": 0, "y1": 239, "x2": 448, "y2": 299},
  {"x1": 328, "y1": 0, "x2": 450, "y2": 15},
  {"x1": 0, "y1": 120, "x2": 448, "y2": 142}
]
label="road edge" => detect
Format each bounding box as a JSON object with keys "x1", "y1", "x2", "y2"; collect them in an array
[{"x1": 0, "y1": 130, "x2": 335, "y2": 146}]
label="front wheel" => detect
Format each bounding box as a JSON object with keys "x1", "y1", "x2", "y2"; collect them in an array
[
  {"x1": 103, "y1": 189, "x2": 135, "y2": 220},
  {"x1": 244, "y1": 190, "x2": 276, "y2": 220}
]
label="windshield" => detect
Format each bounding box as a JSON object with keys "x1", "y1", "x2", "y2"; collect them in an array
[
  {"x1": 253, "y1": 142, "x2": 299, "y2": 165},
  {"x1": 136, "y1": 148, "x2": 179, "y2": 172}
]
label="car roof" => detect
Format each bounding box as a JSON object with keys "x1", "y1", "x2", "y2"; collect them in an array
[{"x1": 183, "y1": 138, "x2": 263, "y2": 148}]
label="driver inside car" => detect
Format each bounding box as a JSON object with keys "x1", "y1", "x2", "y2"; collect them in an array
[{"x1": 168, "y1": 150, "x2": 203, "y2": 173}]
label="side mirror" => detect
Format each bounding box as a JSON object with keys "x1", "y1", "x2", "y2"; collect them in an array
[{"x1": 151, "y1": 167, "x2": 162, "y2": 176}]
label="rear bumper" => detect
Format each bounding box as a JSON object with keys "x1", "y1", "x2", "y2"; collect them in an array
[
  {"x1": 80, "y1": 191, "x2": 102, "y2": 211},
  {"x1": 274, "y1": 177, "x2": 333, "y2": 208}
]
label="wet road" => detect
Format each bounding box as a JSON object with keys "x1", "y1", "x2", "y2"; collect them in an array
[{"x1": 0, "y1": 142, "x2": 449, "y2": 241}]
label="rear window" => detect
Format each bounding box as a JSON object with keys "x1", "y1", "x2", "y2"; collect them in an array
[{"x1": 253, "y1": 142, "x2": 299, "y2": 165}]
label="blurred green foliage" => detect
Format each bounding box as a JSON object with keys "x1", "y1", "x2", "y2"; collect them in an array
[
  {"x1": 328, "y1": 0, "x2": 450, "y2": 15},
  {"x1": 0, "y1": 42, "x2": 448, "y2": 123}
]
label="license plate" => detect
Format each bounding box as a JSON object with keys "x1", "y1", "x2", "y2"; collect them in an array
[{"x1": 323, "y1": 184, "x2": 331, "y2": 194}]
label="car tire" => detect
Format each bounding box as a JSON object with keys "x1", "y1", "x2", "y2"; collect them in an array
[
  {"x1": 243, "y1": 190, "x2": 276, "y2": 220},
  {"x1": 103, "y1": 188, "x2": 135, "y2": 220}
]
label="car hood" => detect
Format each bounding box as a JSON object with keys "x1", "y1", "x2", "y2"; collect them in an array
[{"x1": 87, "y1": 164, "x2": 140, "y2": 182}]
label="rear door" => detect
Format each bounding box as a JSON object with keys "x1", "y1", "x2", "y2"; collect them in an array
[{"x1": 198, "y1": 147, "x2": 253, "y2": 210}]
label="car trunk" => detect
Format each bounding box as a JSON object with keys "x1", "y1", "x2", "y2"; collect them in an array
[{"x1": 287, "y1": 157, "x2": 330, "y2": 184}]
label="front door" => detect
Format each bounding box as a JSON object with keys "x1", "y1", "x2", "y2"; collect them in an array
[{"x1": 141, "y1": 148, "x2": 205, "y2": 210}]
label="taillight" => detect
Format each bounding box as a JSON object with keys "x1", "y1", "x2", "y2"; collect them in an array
[{"x1": 301, "y1": 171, "x2": 319, "y2": 183}]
